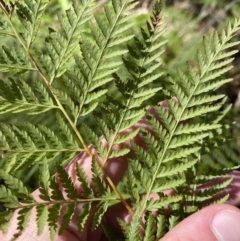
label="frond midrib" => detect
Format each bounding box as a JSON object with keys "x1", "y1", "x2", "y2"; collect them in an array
[
  {"x1": 2, "y1": 148, "x2": 83, "y2": 153},
  {"x1": 0, "y1": 63, "x2": 36, "y2": 71},
  {"x1": 6, "y1": 196, "x2": 118, "y2": 209}
]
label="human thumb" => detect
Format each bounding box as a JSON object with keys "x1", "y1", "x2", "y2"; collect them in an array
[{"x1": 161, "y1": 204, "x2": 240, "y2": 241}]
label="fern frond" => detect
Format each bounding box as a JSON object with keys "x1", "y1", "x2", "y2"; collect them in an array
[
  {"x1": 0, "y1": 170, "x2": 32, "y2": 199},
  {"x1": 201, "y1": 142, "x2": 240, "y2": 169},
  {"x1": 143, "y1": 212, "x2": 155, "y2": 241},
  {"x1": 16, "y1": 207, "x2": 32, "y2": 234},
  {"x1": 0, "y1": 211, "x2": 13, "y2": 234},
  {"x1": 156, "y1": 213, "x2": 166, "y2": 239},
  {"x1": 0, "y1": 0, "x2": 240, "y2": 239},
  {"x1": 38, "y1": 160, "x2": 50, "y2": 201},
  {"x1": 36, "y1": 205, "x2": 48, "y2": 235},
  {"x1": 0, "y1": 46, "x2": 34, "y2": 73},
  {"x1": 56, "y1": 164, "x2": 78, "y2": 199},
  {"x1": 60, "y1": 0, "x2": 137, "y2": 123},
  {"x1": 0, "y1": 17, "x2": 13, "y2": 37},
  {"x1": 135, "y1": 18, "x2": 240, "y2": 217},
  {"x1": 49, "y1": 175, "x2": 64, "y2": 200},
  {"x1": 168, "y1": 204, "x2": 181, "y2": 230},
  {"x1": 179, "y1": 161, "x2": 235, "y2": 216},
  {"x1": 146, "y1": 195, "x2": 182, "y2": 211},
  {"x1": 58, "y1": 203, "x2": 75, "y2": 235},
  {"x1": 86, "y1": 0, "x2": 166, "y2": 170},
  {"x1": 0, "y1": 160, "x2": 120, "y2": 238},
  {"x1": 0, "y1": 121, "x2": 82, "y2": 172},
  {"x1": 76, "y1": 163, "x2": 94, "y2": 198},
  {"x1": 91, "y1": 201, "x2": 109, "y2": 231},
  {"x1": 0, "y1": 185, "x2": 19, "y2": 208},
  {"x1": 77, "y1": 202, "x2": 91, "y2": 234},
  {"x1": 48, "y1": 203, "x2": 61, "y2": 240},
  {"x1": 0, "y1": 79, "x2": 56, "y2": 115},
  {"x1": 15, "y1": 0, "x2": 50, "y2": 47},
  {"x1": 125, "y1": 209, "x2": 141, "y2": 241}
]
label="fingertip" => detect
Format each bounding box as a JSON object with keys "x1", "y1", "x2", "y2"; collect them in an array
[{"x1": 161, "y1": 204, "x2": 240, "y2": 241}]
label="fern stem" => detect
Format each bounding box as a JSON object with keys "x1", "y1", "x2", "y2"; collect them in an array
[
  {"x1": 0, "y1": 64, "x2": 37, "y2": 71},
  {"x1": 8, "y1": 197, "x2": 119, "y2": 210},
  {"x1": 105, "y1": 175, "x2": 135, "y2": 215},
  {"x1": 2, "y1": 148, "x2": 84, "y2": 153},
  {"x1": 0, "y1": 30, "x2": 15, "y2": 37}
]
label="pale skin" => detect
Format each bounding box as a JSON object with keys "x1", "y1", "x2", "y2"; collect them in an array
[{"x1": 1, "y1": 103, "x2": 240, "y2": 241}]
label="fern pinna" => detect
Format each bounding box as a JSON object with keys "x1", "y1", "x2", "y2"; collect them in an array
[{"x1": 0, "y1": 0, "x2": 240, "y2": 240}]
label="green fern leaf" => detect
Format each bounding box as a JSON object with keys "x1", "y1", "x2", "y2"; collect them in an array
[
  {"x1": 91, "y1": 201, "x2": 109, "y2": 231},
  {"x1": 195, "y1": 178, "x2": 233, "y2": 203},
  {"x1": 0, "y1": 46, "x2": 33, "y2": 72},
  {"x1": 91, "y1": 158, "x2": 111, "y2": 197},
  {"x1": 56, "y1": 113, "x2": 79, "y2": 149},
  {"x1": 0, "y1": 79, "x2": 56, "y2": 115},
  {"x1": 117, "y1": 217, "x2": 129, "y2": 239},
  {"x1": 77, "y1": 202, "x2": 91, "y2": 234},
  {"x1": 210, "y1": 194, "x2": 230, "y2": 206},
  {"x1": 146, "y1": 196, "x2": 182, "y2": 211},
  {"x1": 151, "y1": 179, "x2": 186, "y2": 193},
  {"x1": 156, "y1": 213, "x2": 166, "y2": 239},
  {"x1": 76, "y1": 163, "x2": 94, "y2": 198},
  {"x1": 143, "y1": 212, "x2": 155, "y2": 241},
  {"x1": 36, "y1": 205, "x2": 48, "y2": 235},
  {"x1": 126, "y1": 209, "x2": 141, "y2": 241},
  {"x1": 65, "y1": 0, "x2": 137, "y2": 123},
  {"x1": 48, "y1": 203, "x2": 61, "y2": 240},
  {"x1": 0, "y1": 211, "x2": 13, "y2": 234},
  {"x1": 0, "y1": 185, "x2": 20, "y2": 208},
  {"x1": 168, "y1": 204, "x2": 181, "y2": 230},
  {"x1": 38, "y1": 159, "x2": 50, "y2": 201},
  {"x1": 49, "y1": 176, "x2": 64, "y2": 200},
  {"x1": 136, "y1": 18, "x2": 240, "y2": 217},
  {"x1": 58, "y1": 203, "x2": 76, "y2": 235},
  {"x1": 16, "y1": 207, "x2": 32, "y2": 233},
  {"x1": 56, "y1": 164, "x2": 78, "y2": 199},
  {"x1": 0, "y1": 170, "x2": 32, "y2": 199},
  {"x1": 0, "y1": 121, "x2": 81, "y2": 172},
  {"x1": 15, "y1": 0, "x2": 50, "y2": 47},
  {"x1": 156, "y1": 159, "x2": 198, "y2": 178},
  {"x1": 42, "y1": 0, "x2": 97, "y2": 81}
]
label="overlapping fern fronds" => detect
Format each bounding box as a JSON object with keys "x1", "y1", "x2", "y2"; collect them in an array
[
  {"x1": 118, "y1": 17, "x2": 240, "y2": 237},
  {"x1": 0, "y1": 160, "x2": 116, "y2": 239},
  {"x1": 82, "y1": 0, "x2": 165, "y2": 167},
  {"x1": 0, "y1": 0, "x2": 240, "y2": 240}
]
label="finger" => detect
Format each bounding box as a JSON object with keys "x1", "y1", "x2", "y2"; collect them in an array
[{"x1": 161, "y1": 204, "x2": 240, "y2": 241}]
